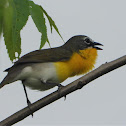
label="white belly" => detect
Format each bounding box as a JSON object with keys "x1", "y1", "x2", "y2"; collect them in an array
[{"x1": 16, "y1": 63, "x2": 60, "y2": 91}]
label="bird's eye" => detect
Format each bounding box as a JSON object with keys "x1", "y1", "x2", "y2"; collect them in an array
[{"x1": 84, "y1": 38, "x2": 90, "y2": 45}]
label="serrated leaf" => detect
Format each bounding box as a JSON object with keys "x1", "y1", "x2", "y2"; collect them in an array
[
  {"x1": 47, "y1": 38, "x2": 51, "y2": 48},
  {"x1": 29, "y1": 1, "x2": 48, "y2": 49},
  {"x1": 3, "y1": 0, "x2": 29, "y2": 61},
  {"x1": 41, "y1": 7, "x2": 64, "y2": 41},
  {"x1": 13, "y1": 0, "x2": 29, "y2": 30},
  {"x1": 0, "y1": 8, "x2": 3, "y2": 37},
  {"x1": 40, "y1": 34, "x2": 47, "y2": 49},
  {"x1": 12, "y1": 0, "x2": 29, "y2": 58},
  {"x1": 3, "y1": 0, "x2": 15, "y2": 60},
  {"x1": 0, "y1": 0, "x2": 6, "y2": 37}
]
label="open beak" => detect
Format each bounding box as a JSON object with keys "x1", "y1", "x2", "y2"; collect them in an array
[{"x1": 93, "y1": 42, "x2": 103, "y2": 50}]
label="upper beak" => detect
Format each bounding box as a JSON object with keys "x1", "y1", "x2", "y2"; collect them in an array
[{"x1": 93, "y1": 42, "x2": 103, "y2": 50}]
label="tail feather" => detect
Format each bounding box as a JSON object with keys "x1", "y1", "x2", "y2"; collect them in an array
[
  {"x1": 0, "y1": 76, "x2": 8, "y2": 89},
  {"x1": 0, "y1": 82, "x2": 5, "y2": 88},
  {"x1": 0, "y1": 74, "x2": 15, "y2": 89},
  {"x1": 1, "y1": 63, "x2": 32, "y2": 89}
]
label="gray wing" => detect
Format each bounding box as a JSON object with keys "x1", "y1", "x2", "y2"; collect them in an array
[
  {"x1": 0, "y1": 47, "x2": 72, "y2": 86},
  {"x1": 5, "y1": 47, "x2": 72, "y2": 70}
]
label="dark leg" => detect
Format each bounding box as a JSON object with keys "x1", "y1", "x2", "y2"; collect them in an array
[
  {"x1": 22, "y1": 84, "x2": 32, "y2": 106},
  {"x1": 22, "y1": 83, "x2": 33, "y2": 117}
]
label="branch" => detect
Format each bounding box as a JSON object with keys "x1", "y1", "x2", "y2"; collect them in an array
[{"x1": 0, "y1": 55, "x2": 126, "y2": 126}]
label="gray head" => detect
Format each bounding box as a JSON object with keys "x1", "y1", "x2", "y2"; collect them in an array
[{"x1": 63, "y1": 35, "x2": 103, "y2": 52}]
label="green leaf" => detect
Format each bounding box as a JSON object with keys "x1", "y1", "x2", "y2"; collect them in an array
[
  {"x1": 13, "y1": 0, "x2": 29, "y2": 31},
  {"x1": 0, "y1": 0, "x2": 6, "y2": 37},
  {"x1": 3, "y1": 0, "x2": 29, "y2": 61},
  {"x1": 29, "y1": 1, "x2": 48, "y2": 49},
  {"x1": 12, "y1": 0, "x2": 29, "y2": 58},
  {"x1": 0, "y1": 8, "x2": 3, "y2": 37},
  {"x1": 3, "y1": 0, "x2": 15, "y2": 60},
  {"x1": 41, "y1": 7, "x2": 64, "y2": 41}
]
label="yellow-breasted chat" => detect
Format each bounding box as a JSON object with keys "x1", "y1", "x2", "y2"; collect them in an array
[{"x1": 0, "y1": 35, "x2": 103, "y2": 106}]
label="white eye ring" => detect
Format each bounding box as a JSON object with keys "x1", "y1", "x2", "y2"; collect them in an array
[{"x1": 84, "y1": 37, "x2": 91, "y2": 45}]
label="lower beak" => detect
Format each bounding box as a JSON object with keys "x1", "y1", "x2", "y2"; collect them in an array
[{"x1": 93, "y1": 42, "x2": 103, "y2": 50}]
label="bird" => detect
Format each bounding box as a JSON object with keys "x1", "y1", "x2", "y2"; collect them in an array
[{"x1": 0, "y1": 35, "x2": 103, "y2": 107}]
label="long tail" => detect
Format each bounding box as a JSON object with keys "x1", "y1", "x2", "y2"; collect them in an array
[
  {"x1": 0, "y1": 77, "x2": 7, "y2": 88},
  {"x1": 0, "y1": 75, "x2": 11, "y2": 89},
  {"x1": 0, "y1": 82, "x2": 5, "y2": 88}
]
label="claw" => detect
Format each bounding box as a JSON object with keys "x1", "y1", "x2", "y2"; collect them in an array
[
  {"x1": 57, "y1": 84, "x2": 66, "y2": 100},
  {"x1": 22, "y1": 83, "x2": 34, "y2": 117},
  {"x1": 27, "y1": 100, "x2": 33, "y2": 117},
  {"x1": 64, "y1": 95, "x2": 66, "y2": 101}
]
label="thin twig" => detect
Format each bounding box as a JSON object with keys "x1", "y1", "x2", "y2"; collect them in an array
[{"x1": 0, "y1": 55, "x2": 126, "y2": 126}]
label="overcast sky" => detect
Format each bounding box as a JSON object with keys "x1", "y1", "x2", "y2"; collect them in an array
[{"x1": 0, "y1": 0, "x2": 126, "y2": 126}]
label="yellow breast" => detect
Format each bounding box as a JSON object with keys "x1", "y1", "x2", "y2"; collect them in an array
[{"x1": 54, "y1": 48, "x2": 98, "y2": 82}]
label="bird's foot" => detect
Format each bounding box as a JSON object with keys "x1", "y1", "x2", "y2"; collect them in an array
[
  {"x1": 27, "y1": 99, "x2": 33, "y2": 117},
  {"x1": 57, "y1": 84, "x2": 66, "y2": 100},
  {"x1": 43, "y1": 81, "x2": 67, "y2": 100},
  {"x1": 22, "y1": 83, "x2": 34, "y2": 117}
]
